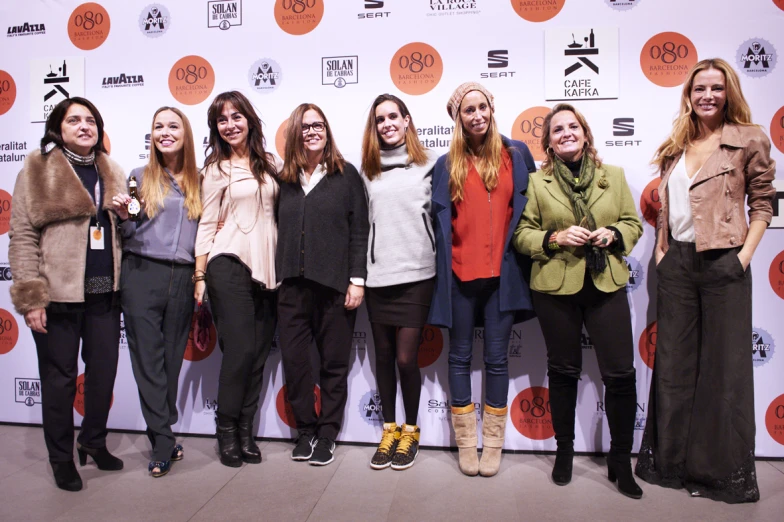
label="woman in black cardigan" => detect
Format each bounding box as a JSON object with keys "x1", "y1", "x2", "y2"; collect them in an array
[{"x1": 276, "y1": 103, "x2": 369, "y2": 466}]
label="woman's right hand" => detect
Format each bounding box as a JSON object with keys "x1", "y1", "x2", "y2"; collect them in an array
[
  {"x1": 111, "y1": 194, "x2": 131, "y2": 221},
  {"x1": 194, "y1": 280, "x2": 206, "y2": 306},
  {"x1": 25, "y1": 308, "x2": 47, "y2": 334},
  {"x1": 556, "y1": 226, "x2": 591, "y2": 247}
]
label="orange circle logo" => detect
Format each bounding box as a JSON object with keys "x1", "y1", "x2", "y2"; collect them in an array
[
  {"x1": 275, "y1": 119, "x2": 288, "y2": 159},
  {"x1": 511, "y1": 387, "x2": 553, "y2": 440},
  {"x1": 184, "y1": 310, "x2": 218, "y2": 362},
  {"x1": 0, "y1": 189, "x2": 12, "y2": 235},
  {"x1": 68, "y1": 2, "x2": 110, "y2": 50},
  {"x1": 274, "y1": 0, "x2": 324, "y2": 36},
  {"x1": 276, "y1": 384, "x2": 321, "y2": 429},
  {"x1": 511, "y1": 106, "x2": 550, "y2": 162},
  {"x1": 168, "y1": 56, "x2": 216, "y2": 106},
  {"x1": 417, "y1": 325, "x2": 444, "y2": 368},
  {"x1": 769, "y1": 251, "x2": 784, "y2": 300},
  {"x1": 639, "y1": 321, "x2": 657, "y2": 369},
  {"x1": 640, "y1": 32, "x2": 698, "y2": 87},
  {"x1": 0, "y1": 70, "x2": 17, "y2": 116},
  {"x1": 0, "y1": 309, "x2": 19, "y2": 355},
  {"x1": 390, "y1": 42, "x2": 443, "y2": 96},
  {"x1": 766, "y1": 394, "x2": 784, "y2": 445},
  {"x1": 102, "y1": 131, "x2": 111, "y2": 155},
  {"x1": 775, "y1": 0, "x2": 784, "y2": 12},
  {"x1": 770, "y1": 106, "x2": 784, "y2": 155},
  {"x1": 74, "y1": 373, "x2": 114, "y2": 417},
  {"x1": 639, "y1": 177, "x2": 661, "y2": 227},
  {"x1": 510, "y1": 0, "x2": 565, "y2": 22}
]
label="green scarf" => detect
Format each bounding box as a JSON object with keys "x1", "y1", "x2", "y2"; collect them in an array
[{"x1": 552, "y1": 155, "x2": 607, "y2": 275}]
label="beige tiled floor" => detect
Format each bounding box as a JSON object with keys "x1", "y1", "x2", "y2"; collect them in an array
[{"x1": 0, "y1": 425, "x2": 782, "y2": 521}]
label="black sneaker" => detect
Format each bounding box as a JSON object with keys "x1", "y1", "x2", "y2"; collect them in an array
[
  {"x1": 291, "y1": 433, "x2": 316, "y2": 461},
  {"x1": 391, "y1": 424, "x2": 420, "y2": 470},
  {"x1": 309, "y1": 437, "x2": 336, "y2": 466}
]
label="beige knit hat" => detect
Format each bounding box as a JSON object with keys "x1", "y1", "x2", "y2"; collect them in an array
[{"x1": 446, "y1": 82, "x2": 495, "y2": 121}]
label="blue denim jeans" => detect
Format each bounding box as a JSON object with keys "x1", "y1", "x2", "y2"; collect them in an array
[{"x1": 448, "y1": 275, "x2": 514, "y2": 408}]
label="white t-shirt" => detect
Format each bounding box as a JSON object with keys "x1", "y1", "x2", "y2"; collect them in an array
[{"x1": 667, "y1": 154, "x2": 699, "y2": 243}]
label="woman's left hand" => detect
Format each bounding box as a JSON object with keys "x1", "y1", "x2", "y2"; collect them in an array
[
  {"x1": 738, "y1": 251, "x2": 751, "y2": 271},
  {"x1": 589, "y1": 227, "x2": 615, "y2": 248},
  {"x1": 111, "y1": 193, "x2": 131, "y2": 221},
  {"x1": 344, "y1": 283, "x2": 364, "y2": 310}
]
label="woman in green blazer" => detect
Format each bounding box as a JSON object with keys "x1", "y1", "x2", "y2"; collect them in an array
[{"x1": 513, "y1": 103, "x2": 643, "y2": 498}]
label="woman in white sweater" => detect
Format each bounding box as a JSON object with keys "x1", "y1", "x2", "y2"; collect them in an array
[{"x1": 360, "y1": 94, "x2": 439, "y2": 471}]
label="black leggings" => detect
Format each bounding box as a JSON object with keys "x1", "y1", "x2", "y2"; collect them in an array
[{"x1": 371, "y1": 323, "x2": 422, "y2": 426}]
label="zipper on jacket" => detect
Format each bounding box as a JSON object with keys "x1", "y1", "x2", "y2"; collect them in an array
[
  {"x1": 422, "y1": 213, "x2": 435, "y2": 252},
  {"x1": 370, "y1": 223, "x2": 376, "y2": 264},
  {"x1": 488, "y1": 190, "x2": 494, "y2": 277}
]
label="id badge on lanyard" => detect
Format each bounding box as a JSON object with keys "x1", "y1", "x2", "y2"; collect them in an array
[{"x1": 89, "y1": 179, "x2": 104, "y2": 250}]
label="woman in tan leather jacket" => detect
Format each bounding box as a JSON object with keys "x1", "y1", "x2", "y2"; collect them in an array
[{"x1": 636, "y1": 58, "x2": 776, "y2": 504}]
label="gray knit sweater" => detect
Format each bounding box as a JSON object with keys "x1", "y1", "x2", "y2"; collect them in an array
[{"x1": 361, "y1": 145, "x2": 439, "y2": 287}]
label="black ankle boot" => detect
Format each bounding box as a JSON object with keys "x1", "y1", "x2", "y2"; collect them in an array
[
  {"x1": 77, "y1": 445, "x2": 124, "y2": 471},
  {"x1": 552, "y1": 450, "x2": 574, "y2": 485},
  {"x1": 547, "y1": 370, "x2": 579, "y2": 485},
  {"x1": 51, "y1": 461, "x2": 82, "y2": 492},
  {"x1": 216, "y1": 414, "x2": 242, "y2": 468},
  {"x1": 607, "y1": 453, "x2": 643, "y2": 499},
  {"x1": 238, "y1": 417, "x2": 261, "y2": 464}
]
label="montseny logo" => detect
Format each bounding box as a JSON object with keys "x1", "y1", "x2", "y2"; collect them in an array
[
  {"x1": 208, "y1": 0, "x2": 242, "y2": 30},
  {"x1": 7, "y1": 22, "x2": 45, "y2": 37},
  {"x1": 322, "y1": 56, "x2": 358, "y2": 88},
  {"x1": 359, "y1": 0, "x2": 389, "y2": 19},
  {"x1": 102, "y1": 73, "x2": 144, "y2": 88},
  {"x1": 16, "y1": 378, "x2": 41, "y2": 406}
]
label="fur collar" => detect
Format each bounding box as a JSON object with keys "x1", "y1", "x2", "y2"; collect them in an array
[{"x1": 24, "y1": 148, "x2": 127, "y2": 229}]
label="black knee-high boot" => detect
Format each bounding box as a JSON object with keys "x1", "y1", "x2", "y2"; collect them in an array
[
  {"x1": 604, "y1": 374, "x2": 643, "y2": 499},
  {"x1": 548, "y1": 370, "x2": 578, "y2": 485}
]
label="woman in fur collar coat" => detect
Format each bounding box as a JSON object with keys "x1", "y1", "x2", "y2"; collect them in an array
[{"x1": 8, "y1": 97, "x2": 127, "y2": 492}]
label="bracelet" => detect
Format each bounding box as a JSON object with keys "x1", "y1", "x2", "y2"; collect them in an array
[
  {"x1": 192, "y1": 274, "x2": 206, "y2": 283},
  {"x1": 548, "y1": 230, "x2": 561, "y2": 251}
]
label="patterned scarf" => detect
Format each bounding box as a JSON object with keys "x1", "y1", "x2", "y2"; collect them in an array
[{"x1": 62, "y1": 146, "x2": 96, "y2": 166}]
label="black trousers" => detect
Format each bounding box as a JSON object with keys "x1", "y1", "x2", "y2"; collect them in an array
[
  {"x1": 121, "y1": 254, "x2": 194, "y2": 462},
  {"x1": 277, "y1": 278, "x2": 357, "y2": 441},
  {"x1": 207, "y1": 256, "x2": 277, "y2": 422},
  {"x1": 532, "y1": 272, "x2": 637, "y2": 454},
  {"x1": 636, "y1": 240, "x2": 759, "y2": 503},
  {"x1": 31, "y1": 293, "x2": 121, "y2": 463}
]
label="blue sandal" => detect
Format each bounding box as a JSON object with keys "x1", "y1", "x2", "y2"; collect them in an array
[
  {"x1": 148, "y1": 460, "x2": 171, "y2": 478},
  {"x1": 171, "y1": 444, "x2": 184, "y2": 462}
]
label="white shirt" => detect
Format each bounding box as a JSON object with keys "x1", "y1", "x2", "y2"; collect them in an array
[{"x1": 667, "y1": 154, "x2": 698, "y2": 243}]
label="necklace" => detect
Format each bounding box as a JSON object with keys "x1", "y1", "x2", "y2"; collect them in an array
[{"x1": 226, "y1": 161, "x2": 263, "y2": 234}]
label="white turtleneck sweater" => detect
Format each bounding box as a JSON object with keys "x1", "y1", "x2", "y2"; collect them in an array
[{"x1": 361, "y1": 144, "x2": 439, "y2": 287}]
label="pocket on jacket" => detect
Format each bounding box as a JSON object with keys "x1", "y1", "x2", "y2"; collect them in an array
[
  {"x1": 370, "y1": 223, "x2": 376, "y2": 264},
  {"x1": 608, "y1": 255, "x2": 631, "y2": 286},
  {"x1": 531, "y1": 258, "x2": 566, "y2": 292},
  {"x1": 422, "y1": 213, "x2": 435, "y2": 252}
]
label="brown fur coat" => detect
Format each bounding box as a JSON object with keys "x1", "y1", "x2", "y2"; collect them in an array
[{"x1": 8, "y1": 148, "x2": 126, "y2": 314}]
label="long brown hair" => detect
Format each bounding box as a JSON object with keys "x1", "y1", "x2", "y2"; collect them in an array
[
  {"x1": 279, "y1": 103, "x2": 345, "y2": 183},
  {"x1": 204, "y1": 91, "x2": 277, "y2": 183},
  {"x1": 447, "y1": 92, "x2": 504, "y2": 202},
  {"x1": 361, "y1": 94, "x2": 428, "y2": 180},
  {"x1": 539, "y1": 103, "x2": 602, "y2": 175},
  {"x1": 653, "y1": 58, "x2": 754, "y2": 170},
  {"x1": 141, "y1": 107, "x2": 201, "y2": 220}
]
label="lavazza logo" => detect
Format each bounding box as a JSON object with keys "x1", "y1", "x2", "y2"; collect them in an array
[
  {"x1": 139, "y1": 4, "x2": 171, "y2": 38},
  {"x1": 102, "y1": 73, "x2": 144, "y2": 89},
  {"x1": 736, "y1": 38, "x2": 777, "y2": 78},
  {"x1": 358, "y1": 0, "x2": 390, "y2": 19},
  {"x1": 359, "y1": 390, "x2": 384, "y2": 425},
  {"x1": 482, "y1": 50, "x2": 516, "y2": 79},
  {"x1": 606, "y1": 117, "x2": 642, "y2": 147},
  {"x1": 427, "y1": 0, "x2": 480, "y2": 17},
  {"x1": 208, "y1": 0, "x2": 242, "y2": 30},
  {"x1": 7, "y1": 22, "x2": 45, "y2": 37},
  {"x1": 752, "y1": 327, "x2": 776, "y2": 367},
  {"x1": 322, "y1": 56, "x2": 358, "y2": 88},
  {"x1": 16, "y1": 378, "x2": 41, "y2": 406}
]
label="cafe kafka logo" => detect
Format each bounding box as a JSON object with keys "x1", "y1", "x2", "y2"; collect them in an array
[
  {"x1": 30, "y1": 57, "x2": 85, "y2": 123},
  {"x1": 7, "y1": 22, "x2": 46, "y2": 37},
  {"x1": 545, "y1": 27, "x2": 620, "y2": 101}
]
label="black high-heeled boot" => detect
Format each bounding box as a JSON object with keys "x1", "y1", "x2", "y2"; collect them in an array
[
  {"x1": 51, "y1": 461, "x2": 82, "y2": 492},
  {"x1": 77, "y1": 445, "x2": 124, "y2": 470},
  {"x1": 238, "y1": 417, "x2": 261, "y2": 464},
  {"x1": 548, "y1": 370, "x2": 578, "y2": 486},
  {"x1": 604, "y1": 374, "x2": 643, "y2": 499},
  {"x1": 216, "y1": 413, "x2": 242, "y2": 468}
]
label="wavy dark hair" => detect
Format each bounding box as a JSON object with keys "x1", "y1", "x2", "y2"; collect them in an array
[
  {"x1": 279, "y1": 103, "x2": 345, "y2": 183},
  {"x1": 204, "y1": 91, "x2": 277, "y2": 183},
  {"x1": 41, "y1": 97, "x2": 107, "y2": 154}
]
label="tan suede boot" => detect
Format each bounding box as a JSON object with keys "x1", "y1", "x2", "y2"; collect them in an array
[
  {"x1": 451, "y1": 404, "x2": 479, "y2": 476},
  {"x1": 479, "y1": 405, "x2": 508, "y2": 477}
]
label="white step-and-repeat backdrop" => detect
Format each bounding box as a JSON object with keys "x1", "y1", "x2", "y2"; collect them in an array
[{"x1": 1, "y1": 0, "x2": 783, "y2": 455}]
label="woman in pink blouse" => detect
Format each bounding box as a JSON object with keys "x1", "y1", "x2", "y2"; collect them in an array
[{"x1": 194, "y1": 91, "x2": 280, "y2": 468}]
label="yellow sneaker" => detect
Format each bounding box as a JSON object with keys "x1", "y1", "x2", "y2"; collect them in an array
[
  {"x1": 391, "y1": 424, "x2": 420, "y2": 470},
  {"x1": 370, "y1": 422, "x2": 400, "y2": 470}
]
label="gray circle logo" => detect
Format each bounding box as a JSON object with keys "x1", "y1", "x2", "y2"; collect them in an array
[
  {"x1": 139, "y1": 4, "x2": 171, "y2": 38},
  {"x1": 625, "y1": 256, "x2": 645, "y2": 292},
  {"x1": 359, "y1": 390, "x2": 384, "y2": 426},
  {"x1": 752, "y1": 327, "x2": 776, "y2": 367},
  {"x1": 248, "y1": 58, "x2": 282, "y2": 94},
  {"x1": 736, "y1": 38, "x2": 777, "y2": 78},
  {"x1": 604, "y1": 0, "x2": 643, "y2": 11}
]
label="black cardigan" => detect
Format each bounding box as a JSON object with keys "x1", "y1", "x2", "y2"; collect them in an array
[{"x1": 276, "y1": 162, "x2": 369, "y2": 294}]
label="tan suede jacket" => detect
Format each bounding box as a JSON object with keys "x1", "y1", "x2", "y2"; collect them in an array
[
  {"x1": 8, "y1": 148, "x2": 126, "y2": 314},
  {"x1": 657, "y1": 124, "x2": 776, "y2": 253}
]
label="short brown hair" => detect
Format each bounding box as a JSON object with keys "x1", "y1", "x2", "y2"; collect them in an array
[{"x1": 539, "y1": 103, "x2": 602, "y2": 175}]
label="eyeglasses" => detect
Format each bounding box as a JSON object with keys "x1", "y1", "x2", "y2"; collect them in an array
[{"x1": 301, "y1": 122, "x2": 326, "y2": 134}]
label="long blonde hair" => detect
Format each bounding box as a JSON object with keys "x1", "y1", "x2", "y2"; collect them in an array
[
  {"x1": 141, "y1": 107, "x2": 201, "y2": 220},
  {"x1": 447, "y1": 98, "x2": 504, "y2": 202},
  {"x1": 653, "y1": 58, "x2": 754, "y2": 170},
  {"x1": 361, "y1": 94, "x2": 428, "y2": 180}
]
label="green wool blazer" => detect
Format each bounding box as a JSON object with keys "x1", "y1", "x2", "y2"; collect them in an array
[{"x1": 513, "y1": 164, "x2": 643, "y2": 295}]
